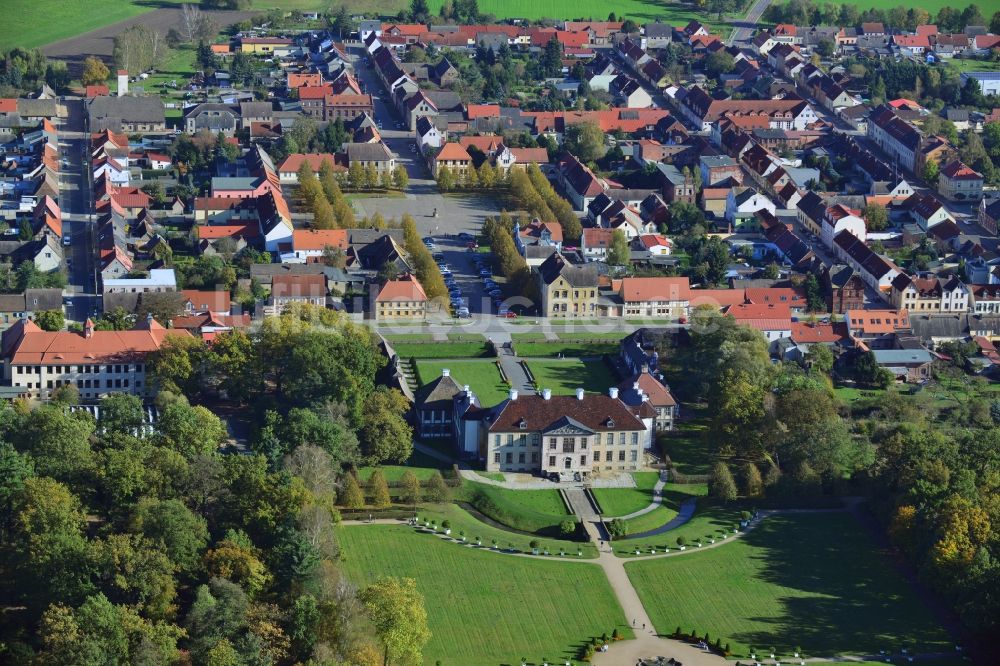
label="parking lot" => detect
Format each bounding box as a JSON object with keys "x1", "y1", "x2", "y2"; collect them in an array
[{"x1": 422, "y1": 233, "x2": 505, "y2": 316}]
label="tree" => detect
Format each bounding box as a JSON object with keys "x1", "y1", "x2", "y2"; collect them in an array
[
  {"x1": 392, "y1": 164, "x2": 409, "y2": 190},
  {"x1": 130, "y1": 497, "x2": 210, "y2": 575},
  {"x1": 0, "y1": 442, "x2": 33, "y2": 533},
  {"x1": 16, "y1": 405, "x2": 95, "y2": 487},
  {"x1": 313, "y1": 196, "x2": 337, "y2": 230},
  {"x1": 564, "y1": 121, "x2": 606, "y2": 163},
  {"x1": 423, "y1": 470, "x2": 449, "y2": 502},
  {"x1": 359, "y1": 577, "x2": 431, "y2": 666},
  {"x1": 541, "y1": 36, "x2": 563, "y2": 77},
  {"x1": 806, "y1": 344, "x2": 835, "y2": 375},
  {"x1": 922, "y1": 159, "x2": 940, "y2": 184},
  {"x1": 862, "y1": 203, "x2": 889, "y2": 232},
  {"x1": 81, "y1": 55, "x2": 110, "y2": 85},
  {"x1": 763, "y1": 262, "x2": 781, "y2": 280},
  {"x1": 202, "y1": 536, "x2": 270, "y2": 597},
  {"x1": 710, "y1": 462, "x2": 738, "y2": 502},
  {"x1": 607, "y1": 228, "x2": 630, "y2": 266},
  {"x1": 359, "y1": 387, "x2": 412, "y2": 465},
  {"x1": 871, "y1": 76, "x2": 887, "y2": 104},
  {"x1": 399, "y1": 470, "x2": 421, "y2": 506},
  {"x1": 34, "y1": 309, "x2": 64, "y2": 331},
  {"x1": 341, "y1": 474, "x2": 365, "y2": 509},
  {"x1": 804, "y1": 273, "x2": 825, "y2": 312},
  {"x1": 367, "y1": 469, "x2": 391, "y2": 509},
  {"x1": 704, "y1": 50, "x2": 735, "y2": 77},
  {"x1": 113, "y1": 25, "x2": 170, "y2": 75},
  {"x1": 436, "y1": 164, "x2": 455, "y2": 191},
  {"x1": 157, "y1": 402, "x2": 227, "y2": 458},
  {"x1": 740, "y1": 462, "x2": 764, "y2": 498},
  {"x1": 410, "y1": 0, "x2": 430, "y2": 21},
  {"x1": 180, "y1": 3, "x2": 205, "y2": 42}
]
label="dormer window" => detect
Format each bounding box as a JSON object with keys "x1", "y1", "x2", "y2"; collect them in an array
[
  {"x1": 606, "y1": 417, "x2": 615, "y2": 428},
  {"x1": 518, "y1": 418, "x2": 527, "y2": 429}
]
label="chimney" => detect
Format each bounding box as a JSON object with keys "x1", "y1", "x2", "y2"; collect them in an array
[
  {"x1": 463, "y1": 384, "x2": 470, "y2": 393},
  {"x1": 609, "y1": 386, "x2": 619, "y2": 400},
  {"x1": 509, "y1": 389, "x2": 518, "y2": 401},
  {"x1": 633, "y1": 381, "x2": 640, "y2": 390},
  {"x1": 442, "y1": 368, "x2": 450, "y2": 377},
  {"x1": 575, "y1": 388, "x2": 584, "y2": 400},
  {"x1": 117, "y1": 70, "x2": 128, "y2": 97},
  {"x1": 542, "y1": 388, "x2": 551, "y2": 400},
  {"x1": 83, "y1": 318, "x2": 94, "y2": 339}
]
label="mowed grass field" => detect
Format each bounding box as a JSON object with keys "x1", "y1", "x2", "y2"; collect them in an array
[
  {"x1": 626, "y1": 513, "x2": 952, "y2": 657},
  {"x1": 525, "y1": 358, "x2": 617, "y2": 395},
  {"x1": 415, "y1": 359, "x2": 510, "y2": 405},
  {"x1": 592, "y1": 471, "x2": 660, "y2": 516},
  {"x1": 340, "y1": 525, "x2": 632, "y2": 665}
]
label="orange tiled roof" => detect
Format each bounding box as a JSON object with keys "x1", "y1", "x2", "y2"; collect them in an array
[
  {"x1": 6, "y1": 318, "x2": 191, "y2": 365},
  {"x1": 292, "y1": 228, "x2": 349, "y2": 251},
  {"x1": 376, "y1": 275, "x2": 427, "y2": 302}
]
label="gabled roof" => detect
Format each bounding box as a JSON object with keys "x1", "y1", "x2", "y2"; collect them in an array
[
  {"x1": 293, "y1": 229, "x2": 349, "y2": 251},
  {"x1": 435, "y1": 142, "x2": 472, "y2": 162},
  {"x1": 376, "y1": 274, "x2": 427, "y2": 302},
  {"x1": 488, "y1": 393, "x2": 645, "y2": 431},
  {"x1": 619, "y1": 277, "x2": 690, "y2": 302},
  {"x1": 538, "y1": 252, "x2": 598, "y2": 288}
]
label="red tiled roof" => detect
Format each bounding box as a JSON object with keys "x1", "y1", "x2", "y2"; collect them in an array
[
  {"x1": 195, "y1": 224, "x2": 259, "y2": 239},
  {"x1": 376, "y1": 275, "x2": 427, "y2": 302},
  {"x1": 619, "y1": 277, "x2": 690, "y2": 302},
  {"x1": 489, "y1": 393, "x2": 645, "y2": 432},
  {"x1": 466, "y1": 104, "x2": 500, "y2": 119},
  {"x1": 790, "y1": 322, "x2": 841, "y2": 344},
  {"x1": 276, "y1": 152, "x2": 346, "y2": 174},
  {"x1": 272, "y1": 274, "x2": 327, "y2": 299},
  {"x1": 940, "y1": 160, "x2": 983, "y2": 181},
  {"x1": 181, "y1": 290, "x2": 231, "y2": 314},
  {"x1": 436, "y1": 142, "x2": 472, "y2": 162},
  {"x1": 6, "y1": 318, "x2": 191, "y2": 365},
  {"x1": 293, "y1": 228, "x2": 349, "y2": 251}
]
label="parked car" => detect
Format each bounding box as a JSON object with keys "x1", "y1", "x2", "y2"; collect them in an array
[
  {"x1": 458, "y1": 232, "x2": 474, "y2": 241},
  {"x1": 455, "y1": 307, "x2": 470, "y2": 318},
  {"x1": 62, "y1": 235, "x2": 72, "y2": 246}
]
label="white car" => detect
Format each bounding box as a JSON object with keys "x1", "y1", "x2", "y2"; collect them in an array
[{"x1": 63, "y1": 235, "x2": 71, "y2": 246}]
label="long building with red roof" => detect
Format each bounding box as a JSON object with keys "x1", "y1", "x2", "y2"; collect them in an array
[{"x1": 1, "y1": 317, "x2": 192, "y2": 400}]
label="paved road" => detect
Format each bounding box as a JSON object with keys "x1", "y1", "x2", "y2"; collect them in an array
[
  {"x1": 56, "y1": 98, "x2": 100, "y2": 322},
  {"x1": 349, "y1": 47, "x2": 504, "y2": 239},
  {"x1": 729, "y1": 0, "x2": 774, "y2": 45}
]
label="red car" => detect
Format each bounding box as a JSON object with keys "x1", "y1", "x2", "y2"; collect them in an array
[
  {"x1": 466, "y1": 241, "x2": 479, "y2": 250},
  {"x1": 503, "y1": 311, "x2": 518, "y2": 319}
]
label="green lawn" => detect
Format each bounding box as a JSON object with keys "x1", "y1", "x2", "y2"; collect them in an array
[
  {"x1": 525, "y1": 359, "x2": 617, "y2": 396},
  {"x1": 947, "y1": 59, "x2": 1000, "y2": 73},
  {"x1": 396, "y1": 342, "x2": 490, "y2": 358},
  {"x1": 340, "y1": 523, "x2": 630, "y2": 665},
  {"x1": 622, "y1": 502, "x2": 678, "y2": 534},
  {"x1": 415, "y1": 359, "x2": 510, "y2": 405},
  {"x1": 460, "y1": 481, "x2": 572, "y2": 535},
  {"x1": 626, "y1": 513, "x2": 952, "y2": 657},
  {"x1": 357, "y1": 463, "x2": 448, "y2": 485},
  {"x1": 612, "y1": 489, "x2": 743, "y2": 558},
  {"x1": 661, "y1": 407, "x2": 713, "y2": 475},
  {"x1": 517, "y1": 342, "x2": 619, "y2": 357},
  {"x1": 592, "y1": 474, "x2": 660, "y2": 517}
]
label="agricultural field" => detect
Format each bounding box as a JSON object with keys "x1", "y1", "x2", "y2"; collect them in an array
[
  {"x1": 415, "y1": 359, "x2": 510, "y2": 405},
  {"x1": 626, "y1": 513, "x2": 952, "y2": 657},
  {"x1": 1, "y1": 0, "x2": 186, "y2": 49},
  {"x1": 340, "y1": 524, "x2": 631, "y2": 665},
  {"x1": 525, "y1": 358, "x2": 617, "y2": 395}
]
